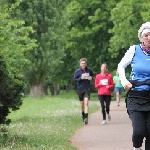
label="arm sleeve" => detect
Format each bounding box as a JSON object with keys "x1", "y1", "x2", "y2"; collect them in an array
[
  {"x1": 74, "y1": 70, "x2": 82, "y2": 82},
  {"x1": 94, "y1": 75, "x2": 100, "y2": 88},
  {"x1": 108, "y1": 75, "x2": 114, "y2": 89},
  {"x1": 117, "y1": 45, "x2": 135, "y2": 87},
  {"x1": 89, "y1": 68, "x2": 94, "y2": 77}
]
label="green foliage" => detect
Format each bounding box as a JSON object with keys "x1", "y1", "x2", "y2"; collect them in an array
[
  {"x1": 0, "y1": 56, "x2": 24, "y2": 125},
  {"x1": 0, "y1": 95, "x2": 99, "y2": 149},
  {"x1": 7, "y1": 0, "x2": 69, "y2": 86},
  {"x1": 50, "y1": 50, "x2": 77, "y2": 85},
  {"x1": 140, "y1": 0, "x2": 150, "y2": 21},
  {"x1": 0, "y1": 2, "x2": 36, "y2": 76},
  {"x1": 109, "y1": 0, "x2": 146, "y2": 58},
  {"x1": 65, "y1": 0, "x2": 120, "y2": 72}
]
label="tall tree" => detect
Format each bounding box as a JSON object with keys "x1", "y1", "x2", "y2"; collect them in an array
[
  {"x1": 7, "y1": 0, "x2": 69, "y2": 97},
  {"x1": 66, "y1": 0, "x2": 120, "y2": 73}
]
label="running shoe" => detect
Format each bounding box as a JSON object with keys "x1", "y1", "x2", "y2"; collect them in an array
[
  {"x1": 101, "y1": 120, "x2": 106, "y2": 125},
  {"x1": 84, "y1": 118, "x2": 88, "y2": 124}
]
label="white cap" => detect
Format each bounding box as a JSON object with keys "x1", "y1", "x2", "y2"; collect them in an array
[{"x1": 141, "y1": 29, "x2": 150, "y2": 37}]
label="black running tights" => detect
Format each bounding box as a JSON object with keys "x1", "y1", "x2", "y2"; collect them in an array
[
  {"x1": 129, "y1": 111, "x2": 150, "y2": 149},
  {"x1": 98, "y1": 95, "x2": 111, "y2": 120}
]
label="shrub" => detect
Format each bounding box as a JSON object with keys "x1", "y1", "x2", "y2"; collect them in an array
[{"x1": 0, "y1": 56, "x2": 24, "y2": 125}]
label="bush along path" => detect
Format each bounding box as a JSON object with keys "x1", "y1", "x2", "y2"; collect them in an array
[{"x1": 71, "y1": 101, "x2": 145, "y2": 150}]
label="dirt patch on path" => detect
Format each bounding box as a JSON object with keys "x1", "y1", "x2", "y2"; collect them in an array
[{"x1": 71, "y1": 101, "x2": 145, "y2": 150}]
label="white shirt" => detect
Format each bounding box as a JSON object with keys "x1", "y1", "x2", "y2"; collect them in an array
[{"x1": 117, "y1": 45, "x2": 136, "y2": 87}]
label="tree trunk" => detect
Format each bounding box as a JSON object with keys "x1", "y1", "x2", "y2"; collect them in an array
[
  {"x1": 49, "y1": 84, "x2": 54, "y2": 95},
  {"x1": 43, "y1": 85, "x2": 48, "y2": 95},
  {"x1": 29, "y1": 82, "x2": 45, "y2": 97},
  {"x1": 54, "y1": 84, "x2": 60, "y2": 95}
]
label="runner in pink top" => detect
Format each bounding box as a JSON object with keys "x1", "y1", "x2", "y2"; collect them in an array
[{"x1": 95, "y1": 63, "x2": 114, "y2": 125}]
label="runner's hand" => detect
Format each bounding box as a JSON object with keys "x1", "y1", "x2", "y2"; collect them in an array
[
  {"x1": 124, "y1": 81, "x2": 132, "y2": 90},
  {"x1": 98, "y1": 81, "x2": 102, "y2": 86},
  {"x1": 106, "y1": 85, "x2": 109, "y2": 88},
  {"x1": 88, "y1": 76, "x2": 92, "y2": 80},
  {"x1": 81, "y1": 74, "x2": 85, "y2": 79}
]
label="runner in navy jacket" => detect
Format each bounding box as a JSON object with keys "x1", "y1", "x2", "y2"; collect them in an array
[{"x1": 74, "y1": 58, "x2": 94, "y2": 124}]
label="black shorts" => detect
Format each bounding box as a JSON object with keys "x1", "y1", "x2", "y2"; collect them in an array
[{"x1": 77, "y1": 89, "x2": 90, "y2": 101}]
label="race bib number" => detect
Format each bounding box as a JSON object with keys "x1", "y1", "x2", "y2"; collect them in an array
[
  {"x1": 83, "y1": 73, "x2": 90, "y2": 79},
  {"x1": 100, "y1": 79, "x2": 108, "y2": 85}
]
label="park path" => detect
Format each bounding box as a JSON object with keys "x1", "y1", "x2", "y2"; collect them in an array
[{"x1": 71, "y1": 101, "x2": 145, "y2": 150}]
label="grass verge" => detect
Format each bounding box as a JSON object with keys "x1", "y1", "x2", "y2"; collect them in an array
[{"x1": 0, "y1": 91, "x2": 99, "y2": 150}]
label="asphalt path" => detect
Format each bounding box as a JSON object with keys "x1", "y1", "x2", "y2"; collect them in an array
[{"x1": 71, "y1": 101, "x2": 145, "y2": 150}]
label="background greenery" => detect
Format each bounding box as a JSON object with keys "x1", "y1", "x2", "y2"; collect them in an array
[{"x1": 2, "y1": 0, "x2": 149, "y2": 98}]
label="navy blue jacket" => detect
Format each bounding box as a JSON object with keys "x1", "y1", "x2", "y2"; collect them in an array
[{"x1": 74, "y1": 67, "x2": 94, "y2": 90}]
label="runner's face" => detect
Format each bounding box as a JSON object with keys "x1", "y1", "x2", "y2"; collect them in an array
[
  {"x1": 142, "y1": 32, "x2": 150, "y2": 49},
  {"x1": 101, "y1": 64, "x2": 107, "y2": 73},
  {"x1": 80, "y1": 61, "x2": 87, "y2": 69}
]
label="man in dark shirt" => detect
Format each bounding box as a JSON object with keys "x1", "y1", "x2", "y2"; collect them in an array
[{"x1": 74, "y1": 58, "x2": 94, "y2": 124}]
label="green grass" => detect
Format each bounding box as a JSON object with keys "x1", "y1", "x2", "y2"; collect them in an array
[
  {"x1": 90, "y1": 92, "x2": 98, "y2": 101},
  {"x1": 0, "y1": 92, "x2": 99, "y2": 150},
  {"x1": 58, "y1": 90, "x2": 98, "y2": 101}
]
